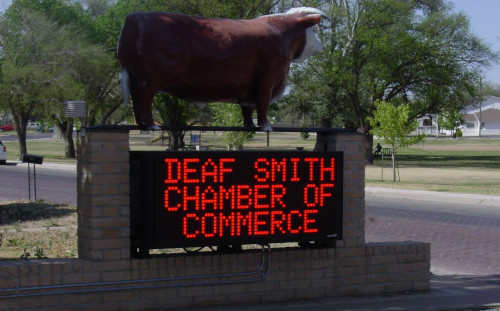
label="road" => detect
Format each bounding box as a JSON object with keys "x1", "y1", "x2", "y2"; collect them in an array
[
  {"x1": 1, "y1": 163, "x2": 499, "y2": 276},
  {"x1": 0, "y1": 132, "x2": 54, "y2": 142},
  {"x1": 365, "y1": 187, "x2": 500, "y2": 276},
  {"x1": 0, "y1": 162, "x2": 77, "y2": 205}
]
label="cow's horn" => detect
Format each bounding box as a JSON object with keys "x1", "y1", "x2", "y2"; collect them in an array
[{"x1": 286, "y1": 7, "x2": 332, "y2": 21}]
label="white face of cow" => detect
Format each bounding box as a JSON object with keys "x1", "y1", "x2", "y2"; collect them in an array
[{"x1": 292, "y1": 26, "x2": 323, "y2": 63}]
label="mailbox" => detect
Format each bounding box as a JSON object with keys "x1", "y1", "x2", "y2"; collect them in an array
[{"x1": 21, "y1": 153, "x2": 44, "y2": 165}]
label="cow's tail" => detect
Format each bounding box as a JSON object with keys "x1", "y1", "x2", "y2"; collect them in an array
[{"x1": 120, "y1": 70, "x2": 130, "y2": 106}]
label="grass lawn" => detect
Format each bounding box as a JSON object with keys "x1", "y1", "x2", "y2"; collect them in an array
[
  {"x1": 367, "y1": 138, "x2": 500, "y2": 195},
  {"x1": 0, "y1": 201, "x2": 77, "y2": 259},
  {"x1": 3, "y1": 137, "x2": 77, "y2": 165}
]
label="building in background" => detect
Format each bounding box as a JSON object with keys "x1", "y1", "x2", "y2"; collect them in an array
[{"x1": 461, "y1": 95, "x2": 500, "y2": 136}]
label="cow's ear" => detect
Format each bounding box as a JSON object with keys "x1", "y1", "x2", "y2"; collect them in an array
[{"x1": 298, "y1": 14, "x2": 321, "y2": 28}]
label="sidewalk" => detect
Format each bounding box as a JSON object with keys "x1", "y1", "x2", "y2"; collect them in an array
[
  {"x1": 192, "y1": 274, "x2": 500, "y2": 311},
  {"x1": 13, "y1": 161, "x2": 76, "y2": 171},
  {"x1": 366, "y1": 186, "x2": 500, "y2": 207}
]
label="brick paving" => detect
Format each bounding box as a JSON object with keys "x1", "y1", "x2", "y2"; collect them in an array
[{"x1": 365, "y1": 194, "x2": 500, "y2": 276}]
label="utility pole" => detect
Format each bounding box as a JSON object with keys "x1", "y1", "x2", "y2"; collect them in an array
[{"x1": 479, "y1": 77, "x2": 482, "y2": 137}]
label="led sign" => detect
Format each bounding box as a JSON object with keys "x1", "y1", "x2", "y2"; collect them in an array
[{"x1": 130, "y1": 151, "x2": 343, "y2": 250}]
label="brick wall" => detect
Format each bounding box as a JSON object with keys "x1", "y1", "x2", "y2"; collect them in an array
[
  {"x1": 77, "y1": 131, "x2": 131, "y2": 261},
  {"x1": 0, "y1": 130, "x2": 430, "y2": 310}
]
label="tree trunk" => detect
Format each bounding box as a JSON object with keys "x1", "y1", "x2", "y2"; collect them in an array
[
  {"x1": 65, "y1": 119, "x2": 76, "y2": 158},
  {"x1": 365, "y1": 134, "x2": 374, "y2": 164},
  {"x1": 168, "y1": 130, "x2": 185, "y2": 151},
  {"x1": 391, "y1": 145, "x2": 396, "y2": 182},
  {"x1": 14, "y1": 115, "x2": 28, "y2": 157}
]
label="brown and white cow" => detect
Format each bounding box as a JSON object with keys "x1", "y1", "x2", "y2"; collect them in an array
[{"x1": 117, "y1": 7, "x2": 328, "y2": 131}]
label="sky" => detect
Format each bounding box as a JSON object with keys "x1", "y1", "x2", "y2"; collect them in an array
[
  {"x1": 0, "y1": 0, "x2": 499, "y2": 84},
  {"x1": 452, "y1": 0, "x2": 500, "y2": 85}
]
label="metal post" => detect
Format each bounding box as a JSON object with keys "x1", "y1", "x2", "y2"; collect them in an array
[
  {"x1": 34, "y1": 163, "x2": 37, "y2": 201},
  {"x1": 22, "y1": 153, "x2": 43, "y2": 201},
  {"x1": 27, "y1": 162, "x2": 31, "y2": 200}
]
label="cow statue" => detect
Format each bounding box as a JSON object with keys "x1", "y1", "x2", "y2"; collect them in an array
[{"x1": 117, "y1": 7, "x2": 329, "y2": 131}]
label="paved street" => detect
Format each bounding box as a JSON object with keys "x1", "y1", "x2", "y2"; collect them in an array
[
  {"x1": 365, "y1": 187, "x2": 500, "y2": 276},
  {"x1": 0, "y1": 162, "x2": 77, "y2": 205}
]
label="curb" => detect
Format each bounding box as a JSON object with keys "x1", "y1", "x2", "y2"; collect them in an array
[{"x1": 366, "y1": 186, "x2": 500, "y2": 207}]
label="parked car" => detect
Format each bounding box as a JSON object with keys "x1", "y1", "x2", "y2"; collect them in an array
[
  {"x1": 36, "y1": 124, "x2": 54, "y2": 133},
  {"x1": 0, "y1": 141, "x2": 7, "y2": 164},
  {"x1": 0, "y1": 124, "x2": 14, "y2": 132},
  {"x1": 27, "y1": 122, "x2": 41, "y2": 130}
]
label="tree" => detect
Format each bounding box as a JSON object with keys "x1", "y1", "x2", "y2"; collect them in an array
[
  {"x1": 0, "y1": 8, "x2": 83, "y2": 156},
  {"x1": 283, "y1": 0, "x2": 497, "y2": 162},
  {"x1": 152, "y1": 93, "x2": 211, "y2": 150},
  {"x1": 368, "y1": 100, "x2": 424, "y2": 182},
  {"x1": 83, "y1": 0, "x2": 114, "y2": 17},
  {"x1": 0, "y1": 0, "x2": 127, "y2": 158},
  {"x1": 438, "y1": 106, "x2": 465, "y2": 137},
  {"x1": 212, "y1": 103, "x2": 253, "y2": 150}
]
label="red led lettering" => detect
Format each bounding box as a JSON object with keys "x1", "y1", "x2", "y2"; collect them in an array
[
  {"x1": 303, "y1": 209, "x2": 318, "y2": 233},
  {"x1": 183, "y1": 158, "x2": 200, "y2": 183},
  {"x1": 164, "y1": 158, "x2": 181, "y2": 183},
  {"x1": 183, "y1": 186, "x2": 200, "y2": 211},
  {"x1": 290, "y1": 158, "x2": 300, "y2": 181},
  {"x1": 320, "y1": 158, "x2": 335, "y2": 181},
  {"x1": 270, "y1": 211, "x2": 286, "y2": 234},
  {"x1": 236, "y1": 212, "x2": 252, "y2": 236},
  {"x1": 271, "y1": 158, "x2": 287, "y2": 182},
  {"x1": 164, "y1": 186, "x2": 182, "y2": 211},
  {"x1": 320, "y1": 183, "x2": 334, "y2": 206},
  {"x1": 236, "y1": 185, "x2": 252, "y2": 209},
  {"x1": 183, "y1": 213, "x2": 199, "y2": 238},
  {"x1": 201, "y1": 213, "x2": 216, "y2": 237},
  {"x1": 304, "y1": 158, "x2": 319, "y2": 181},
  {"x1": 254, "y1": 158, "x2": 270, "y2": 182},
  {"x1": 161, "y1": 154, "x2": 339, "y2": 244},
  {"x1": 201, "y1": 158, "x2": 218, "y2": 183},
  {"x1": 219, "y1": 185, "x2": 236, "y2": 210},
  {"x1": 219, "y1": 212, "x2": 236, "y2": 237},
  {"x1": 219, "y1": 158, "x2": 235, "y2": 182},
  {"x1": 253, "y1": 211, "x2": 269, "y2": 235},
  {"x1": 201, "y1": 186, "x2": 218, "y2": 210},
  {"x1": 287, "y1": 210, "x2": 302, "y2": 234},
  {"x1": 254, "y1": 184, "x2": 269, "y2": 209},
  {"x1": 271, "y1": 185, "x2": 286, "y2": 208},
  {"x1": 304, "y1": 184, "x2": 319, "y2": 207}
]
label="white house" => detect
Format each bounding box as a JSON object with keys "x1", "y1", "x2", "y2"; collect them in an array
[
  {"x1": 415, "y1": 114, "x2": 443, "y2": 137},
  {"x1": 461, "y1": 95, "x2": 500, "y2": 136}
]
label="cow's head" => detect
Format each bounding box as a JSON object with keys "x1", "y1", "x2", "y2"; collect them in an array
[{"x1": 286, "y1": 7, "x2": 330, "y2": 63}]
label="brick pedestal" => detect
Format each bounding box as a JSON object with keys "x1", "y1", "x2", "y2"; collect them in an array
[
  {"x1": 77, "y1": 131, "x2": 131, "y2": 260},
  {"x1": 315, "y1": 132, "x2": 366, "y2": 248}
]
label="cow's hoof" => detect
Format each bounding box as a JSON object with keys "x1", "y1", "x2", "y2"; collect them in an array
[
  {"x1": 244, "y1": 121, "x2": 256, "y2": 128},
  {"x1": 259, "y1": 123, "x2": 273, "y2": 132},
  {"x1": 147, "y1": 124, "x2": 161, "y2": 131}
]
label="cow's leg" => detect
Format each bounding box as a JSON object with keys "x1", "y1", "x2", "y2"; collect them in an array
[
  {"x1": 256, "y1": 92, "x2": 273, "y2": 132},
  {"x1": 129, "y1": 77, "x2": 160, "y2": 130},
  {"x1": 128, "y1": 75, "x2": 144, "y2": 128},
  {"x1": 240, "y1": 105, "x2": 255, "y2": 128},
  {"x1": 140, "y1": 96, "x2": 160, "y2": 130}
]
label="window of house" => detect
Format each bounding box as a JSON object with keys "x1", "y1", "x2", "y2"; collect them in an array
[
  {"x1": 422, "y1": 119, "x2": 432, "y2": 126},
  {"x1": 466, "y1": 123, "x2": 475, "y2": 129}
]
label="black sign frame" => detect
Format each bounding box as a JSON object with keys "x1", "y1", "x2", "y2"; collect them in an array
[{"x1": 130, "y1": 151, "x2": 343, "y2": 256}]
